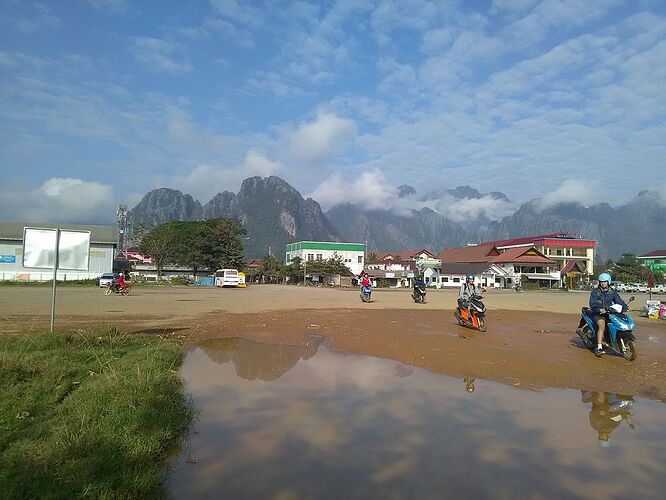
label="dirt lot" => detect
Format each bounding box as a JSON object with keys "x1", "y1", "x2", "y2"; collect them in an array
[{"x1": 2, "y1": 285, "x2": 665, "y2": 399}]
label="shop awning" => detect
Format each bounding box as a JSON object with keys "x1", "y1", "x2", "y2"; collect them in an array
[{"x1": 523, "y1": 273, "x2": 560, "y2": 280}]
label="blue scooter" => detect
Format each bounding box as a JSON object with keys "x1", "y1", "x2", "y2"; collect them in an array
[
  {"x1": 576, "y1": 296, "x2": 637, "y2": 361},
  {"x1": 360, "y1": 285, "x2": 372, "y2": 303}
]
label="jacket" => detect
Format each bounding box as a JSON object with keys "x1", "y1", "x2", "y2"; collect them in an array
[
  {"x1": 589, "y1": 287, "x2": 627, "y2": 314},
  {"x1": 459, "y1": 283, "x2": 478, "y2": 302}
]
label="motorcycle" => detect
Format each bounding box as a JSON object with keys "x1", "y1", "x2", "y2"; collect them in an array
[
  {"x1": 360, "y1": 285, "x2": 372, "y2": 303},
  {"x1": 412, "y1": 283, "x2": 426, "y2": 303},
  {"x1": 104, "y1": 282, "x2": 131, "y2": 296},
  {"x1": 576, "y1": 297, "x2": 636, "y2": 360},
  {"x1": 454, "y1": 294, "x2": 487, "y2": 332}
]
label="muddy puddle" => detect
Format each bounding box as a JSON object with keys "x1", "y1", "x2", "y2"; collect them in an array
[{"x1": 169, "y1": 338, "x2": 666, "y2": 499}]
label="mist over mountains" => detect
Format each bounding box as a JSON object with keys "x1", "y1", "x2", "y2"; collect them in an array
[{"x1": 128, "y1": 176, "x2": 666, "y2": 260}]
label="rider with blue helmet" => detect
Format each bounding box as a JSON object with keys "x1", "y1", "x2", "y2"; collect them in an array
[
  {"x1": 458, "y1": 273, "x2": 480, "y2": 312},
  {"x1": 589, "y1": 272, "x2": 628, "y2": 357}
]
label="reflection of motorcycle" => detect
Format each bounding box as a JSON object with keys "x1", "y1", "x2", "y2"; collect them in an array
[
  {"x1": 454, "y1": 295, "x2": 486, "y2": 331},
  {"x1": 360, "y1": 285, "x2": 372, "y2": 303},
  {"x1": 104, "y1": 282, "x2": 131, "y2": 296},
  {"x1": 576, "y1": 297, "x2": 636, "y2": 360},
  {"x1": 581, "y1": 391, "x2": 635, "y2": 448},
  {"x1": 412, "y1": 283, "x2": 426, "y2": 303}
]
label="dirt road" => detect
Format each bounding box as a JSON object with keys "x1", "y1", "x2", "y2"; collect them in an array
[{"x1": 2, "y1": 285, "x2": 665, "y2": 399}]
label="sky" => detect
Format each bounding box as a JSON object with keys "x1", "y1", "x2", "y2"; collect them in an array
[{"x1": 1, "y1": 0, "x2": 665, "y2": 224}]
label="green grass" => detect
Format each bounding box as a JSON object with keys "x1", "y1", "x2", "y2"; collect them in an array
[
  {"x1": 0, "y1": 279, "x2": 100, "y2": 287},
  {"x1": 0, "y1": 330, "x2": 194, "y2": 499}
]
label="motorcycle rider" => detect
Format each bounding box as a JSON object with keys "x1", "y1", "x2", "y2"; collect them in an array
[
  {"x1": 413, "y1": 274, "x2": 426, "y2": 301},
  {"x1": 458, "y1": 273, "x2": 480, "y2": 316},
  {"x1": 589, "y1": 273, "x2": 628, "y2": 357}
]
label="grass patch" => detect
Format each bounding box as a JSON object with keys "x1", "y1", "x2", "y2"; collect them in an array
[
  {"x1": 0, "y1": 330, "x2": 194, "y2": 499},
  {"x1": 0, "y1": 279, "x2": 99, "y2": 287}
]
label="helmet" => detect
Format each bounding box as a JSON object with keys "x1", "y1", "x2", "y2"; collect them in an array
[
  {"x1": 598, "y1": 272, "x2": 612, "y2": 284},
  {"x1": 466, "y1": 273, "x2": 475, "y2": 280}
]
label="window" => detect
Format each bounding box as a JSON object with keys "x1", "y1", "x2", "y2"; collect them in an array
[
  {"x1": 425, "y1": 277, "x2": 430, "y2": 283},
  {"x1": 441, "y1": 277, "x2": 449, "y2": 282},
  {"x1": 316, "y1": 254, "x2": 323, "y2": 261},
  {"x1": 453, "y1": 277, "x2": 460, "y2": 283},
  {"x1": 556, "y1": 249, "x2": 562, "y2": 256},
  {"x1": 358, "y1": 256, "x2": 363, "y2": 264},
  {"x1": 308, "y1": 254, "x2": 314, "y2": 261}
]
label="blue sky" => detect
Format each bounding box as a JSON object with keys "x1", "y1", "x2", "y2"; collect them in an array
[{"x1": 1, "y1": 0, "x2": 665, "y2": 224}]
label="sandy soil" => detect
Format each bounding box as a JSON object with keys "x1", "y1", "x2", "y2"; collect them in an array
[{"x1": 2, "y1": 285, "x2": 665, "y2": 399}]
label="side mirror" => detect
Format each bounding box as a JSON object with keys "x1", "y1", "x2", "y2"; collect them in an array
[{"x1": 628, "y1": 296, "x2": 635, "y2": 303}]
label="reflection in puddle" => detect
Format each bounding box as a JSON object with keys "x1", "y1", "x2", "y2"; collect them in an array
[{"x1": 170, "y1": 339, "x2": 666, "y2": 499}]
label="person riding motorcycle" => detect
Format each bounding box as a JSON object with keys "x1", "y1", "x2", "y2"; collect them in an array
[
  {"x1": 588, "y1": 273, "x2": 628, "y2": 357},
  {"x1": 581, "y1": 391, "x2": 634, "y2": 448},
  {"x1": 360, "y1": 272, "x2": 371, "y2": 288},
  {"x1": 458, "y1": 273, "x2": 480, "y2": 316},
  {"x1": 110, "y1": 274, "x2": 126, "y2": 292},
  {"x1": 413, "y1": 275, "x2": 426, "y2": 300}
]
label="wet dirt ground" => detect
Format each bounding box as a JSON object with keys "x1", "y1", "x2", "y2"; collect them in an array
[{"x1": 1, "y1": 285, "x2": 665, "y2": 399}]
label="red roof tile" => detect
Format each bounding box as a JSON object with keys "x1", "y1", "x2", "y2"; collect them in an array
[
  {"x1": 439, "y1": 244, "x2": 498, "y2": 263},
  {"x1": 639, "y1": 249, "x2": 666, "y2": 258},
  {"x1": 489, "y1": 246, "x2": 556, "y2": 264}
]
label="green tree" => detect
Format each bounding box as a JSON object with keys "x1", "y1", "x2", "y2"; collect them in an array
[
  {"x1": 139, "y1": 223, "x2": 181, "y2": 278},
  {"x1": 257, "y1": 255, "x2": 285, "y2": 283},
  {"x1": 367, "y1": 252, "x2": 378, "y2": 263},
  {"x1": 613, "y1": 253, "x2": 645, "y2": 283},
  {"x1": 198, "y1": 218, "x2": 246, "y2": 271}
]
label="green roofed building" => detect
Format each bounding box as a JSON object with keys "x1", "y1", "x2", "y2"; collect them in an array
[
  {"x1": 638, "y1": 250, "x2": 666, "y2": 272},
  {"x1": 286, "y1": 241, "x2": 366, "y2": 276}
]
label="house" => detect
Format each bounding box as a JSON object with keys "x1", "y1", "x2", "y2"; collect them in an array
[
  {"x1": 638, "y1": 250, "x2": 666, "y2": 273},
  {"x1": 436, "y1": 243, "x2": 559, "y2": 288},
  {"x1": 366, "y1": 249, "x2": 438, "y2": 287},
  {"x1": 485, "y1": 233, "x2": 596, "y2": 279}
]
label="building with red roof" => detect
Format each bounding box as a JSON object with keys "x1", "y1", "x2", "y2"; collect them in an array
[{"x1": 638, "y1": 250, "x2": 666, "y2": 272}]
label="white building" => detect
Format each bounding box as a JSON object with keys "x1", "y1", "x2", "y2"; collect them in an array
[
  {"x1": 286, "y1": 241, "x2": 365, "y2": 276},
  {"x1": 0, "y1": 221, "x2": 117, "y2": 281}
]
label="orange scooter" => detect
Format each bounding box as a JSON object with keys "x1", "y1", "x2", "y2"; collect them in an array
[{"x1": 454, "y1": 295, "x2": 487, "y2": 332}]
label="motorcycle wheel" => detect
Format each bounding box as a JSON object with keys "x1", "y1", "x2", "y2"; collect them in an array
[
  {"x1": 477, "y1": 317, "x2": 487, "y2": 332},
  {"x1": 104, "y1": 287, "x2": 111, "y2": 296},
  {"x1": 453, "y1": 311, "x2": 462, "y2": 325},
  {"x1": 122, "y1": 288, "x2": 130, "y2": 296},
  {"x1": 622, "y1": 340, "x2": 637, "y2": 361}
]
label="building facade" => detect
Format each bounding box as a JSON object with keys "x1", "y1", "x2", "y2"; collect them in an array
[
  {"x1": 0, "y1": 221, "x2": 117, "y2": 281},
  {"x1": 285, "y1": 241, "x2": 365, "y2": 276},
  {"x1": 638, "y1": 250, "x2": 666, "y2": 272}
]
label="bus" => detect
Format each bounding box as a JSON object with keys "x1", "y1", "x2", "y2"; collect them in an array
[{"x1": 214, "y1": 269, "x2": 239, "y2": 287}]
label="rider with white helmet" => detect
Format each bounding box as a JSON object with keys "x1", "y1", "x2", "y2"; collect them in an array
[{"x1": 589, "y1": 273, "x2": 628, "y2": 357}]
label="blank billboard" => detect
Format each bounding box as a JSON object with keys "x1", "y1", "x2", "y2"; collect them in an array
[{"x1": 23, "y1": 228, "x2": 91, "y2": 271}]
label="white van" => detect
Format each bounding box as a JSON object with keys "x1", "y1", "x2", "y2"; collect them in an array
[{"x1": 214, "y1": 269, "x2": 239, "y2": 287}]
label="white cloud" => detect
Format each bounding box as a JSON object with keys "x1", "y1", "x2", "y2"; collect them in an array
[
  {"x1": 431, "y1": 195, "x2": 517, "y2": 223},
  {"x1": 11, "y1": 2, "x2": 60, "y2": 33},
  {"x1": 84, "y1": 0, "x2": 127, "y2": 13},
  {"x1": 0, "y1": 178, "x2": 116, "y2": 224},
  {"x1": 167, "y1": 151, "x2": 281, "y2": 202},
  {"x1": 309, "y1": 170, "x2": 398, "y2": 211},
  {"x1": 130, "y1": 37, "x2": 192, "y2": 74},
  {"x1": 287, "y1": 110, "x2": 357, "y2": 164},
  {"x1": 538, "y1": 179, "x2": 599, "y2": 210}
]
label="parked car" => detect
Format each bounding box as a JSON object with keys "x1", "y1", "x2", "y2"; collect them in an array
[
  {"x1": 613, "y1": 282, "x2": 628, "y2": 292},
  {"x1": 631, "y1": 283, "x2": 648, "y2": 293},
  {"x1": 98, "y1": 273, "x2": 119, "y2": 287},
  {"x1": 651, "y1": 283, "x2": 666, "y2": 294}
]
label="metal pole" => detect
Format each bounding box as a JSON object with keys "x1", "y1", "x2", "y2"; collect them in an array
[{"x1": 50, "y1": 229, "x2": 60, "y2": 333}]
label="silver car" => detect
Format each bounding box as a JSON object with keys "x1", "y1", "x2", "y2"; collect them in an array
[{"x1": 98, "y1": 273, "x2": 119, "y2": 287}]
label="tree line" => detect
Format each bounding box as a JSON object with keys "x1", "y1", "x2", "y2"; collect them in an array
[
  {"x1": 138, "y1": 218, "x2": 245, "y2": 278},
  {"x1": 601, "y1": 253, "x2": 664, "y2": 284},
  {"x1": 246, "y1": 255, "x2": 351, "y2": 283}
]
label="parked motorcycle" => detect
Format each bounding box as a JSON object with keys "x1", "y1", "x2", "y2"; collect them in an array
[
  {"x1": 576, "y1": 297, "x2": 636, "y2": 360},
  {"x1": 104, "y1": 282, "x2": 131, "y2": 296},
  {"x1": 454, "y1": 294, "x2": 487, "y2": 332},
  {"x1": 360, "y1": 284, "x2": 372, "y2": 303},
  {"x1": 412, "y1": 283, "x2": 426, "y2": 303}
]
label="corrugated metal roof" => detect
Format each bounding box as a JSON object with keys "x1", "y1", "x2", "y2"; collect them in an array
[
  {"x1": 639, "y1": 250, "x2": 666, "y2": 258},
  {"x1": 0, "y1": 221, "x2": 117, "y2": 245}
]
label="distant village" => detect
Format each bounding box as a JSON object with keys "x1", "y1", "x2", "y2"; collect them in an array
[{"x1": 2, "y1": 221, "x2": 664, "y2": 291}]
